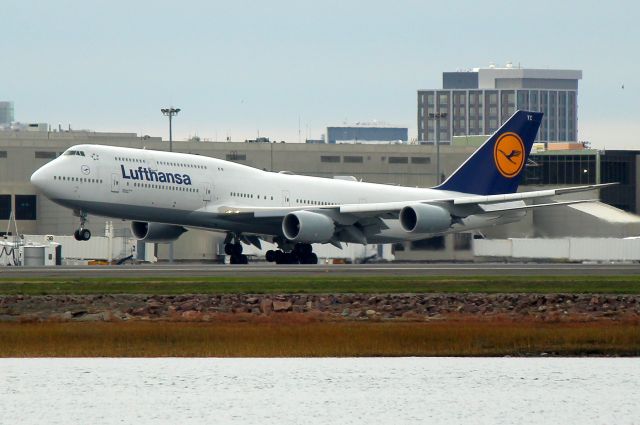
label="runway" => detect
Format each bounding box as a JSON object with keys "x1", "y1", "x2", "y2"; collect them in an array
[{"x1": 2, "y1": 262, "x2": 640, "y2": 278}]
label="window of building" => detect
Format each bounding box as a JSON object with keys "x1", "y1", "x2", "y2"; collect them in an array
[
  {"x1": 524, "y1": 154, "x2": 596, "y2": 185},
  {"x1": 389, "y1": 156, "x2": 409, "y2": 164},
  {"x1": 343, "y1": 156, "x2": 363, "y2": 163},
  {"x1": 225, "y1": 153, "x2": 246, "y2": 161},
  {"x1": 0, "y1": 195, "x2": 11, "y2": 219},
  {"x1": 454, "y1": 233, "x2": 472, "y2": 251},
  {"x1": 320, "y1": 155, "x2": 340, "y2": 163},
  {"x1": 410, "y1": 236, "x2": 445, "y2": 250},
  {"x1": 35, "y1": 151, "x2": 56, "y2": 159},
  {"x1": 0, "y1": 151, "x2": 7, "y2": 158},
  {"x1": 14, "y1": 195, "x2": 36, "y2": 220},
  {"x1": 411, "y1": 157, "x2": 430, "y2": 164}
]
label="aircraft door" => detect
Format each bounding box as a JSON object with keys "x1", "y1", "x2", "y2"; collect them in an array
[
  {"x1": 111, "y1": 173, "x2": 120, "y2": 193},
  {"x1": 281, "y1": 190, "x2": 291, "y2": 207},
  {"x1": 202, "y1": 183, "x2": 212, "y2": 202}
]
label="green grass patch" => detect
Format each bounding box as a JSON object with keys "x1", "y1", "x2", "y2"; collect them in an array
[{"x1": 1, "y1": 275, "x2": 640, "y2": 295}]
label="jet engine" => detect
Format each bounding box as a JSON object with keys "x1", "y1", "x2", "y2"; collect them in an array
[
  {"x1": 282, "y1": 211, "x2": 335, "y2": 243},
  {"x1": 130, "y1": 221, "x2": 187, "y2": 243},
  {"x1": 399, "y1": 204, "x2": 451, "y2": 234}
]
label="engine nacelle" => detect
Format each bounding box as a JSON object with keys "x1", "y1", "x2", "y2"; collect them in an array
[
  {"x1": 399, "y1": 204, "x2": 451, "y2": 234},
  {"x1": 282, "y1": 211, "x2": 335, "y2": 243},
  {"x1": 130, "y1": 221, "x2": 187, "y2": 243}
]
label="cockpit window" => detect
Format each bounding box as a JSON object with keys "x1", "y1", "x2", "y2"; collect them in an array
[{"x1": 63, "y1": 150, "x2": 85, "y2": 156}]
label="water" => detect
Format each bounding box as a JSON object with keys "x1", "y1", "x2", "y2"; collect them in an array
[{"x1": 1, "y1": 358, "x2": 638, "y2": 425}]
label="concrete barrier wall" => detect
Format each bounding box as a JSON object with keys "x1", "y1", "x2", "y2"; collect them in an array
[
  {"x1": 512, "y1": 238, "x2": 570, "y2": 259},
  {"x1": 473, "y1": 239, "x2": 511, "y2": 257},
  {"x1": 475, "y1": 238, "x2": 640, "y2": 262},
  {"x1": 568, "y1": 238, "x2": 640, "y2": 262}
]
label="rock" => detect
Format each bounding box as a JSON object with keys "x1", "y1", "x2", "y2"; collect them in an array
[
  {"x1": 75, "y1": 312, "x2": 110, "y2": 322},
  {"x1": 260, "y1": 298, "x2": 273, "y2": 314},
  {"x1": 365, "y1": 309, "x2": 377, "y2": 317},
  {"x1": 272, "y1": 300, "x2": 292, "y2": 312},
  {"x1": 180, "y1": 310, "x2": 202, "y2": 321}
]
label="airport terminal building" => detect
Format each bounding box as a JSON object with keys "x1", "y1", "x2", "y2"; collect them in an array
[{"x1": 2, "y1": 129, "x2": 639, "y2": 263}]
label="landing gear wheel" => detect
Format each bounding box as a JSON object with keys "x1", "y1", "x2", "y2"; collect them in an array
[
  {"x1": 80, "y1": 228, "x2": 91, "y2": 241},
  {"x1": 300, "y1": 253, "x2": 318, "y2": 264},
  {"x1": 266, "y1": 250, "x2": 276, "y2": 262},
  {"x1": 295, "y1": 243, "x2": 312, "y2": 256},
  {"x1": 74, "y1": 229, "x2": 81, "y2": 241},
  {"x1": 274, "y1": 250, "x2": 285, "y2": 264},
  {"x1": 284, "y1": 252, "x2": 299, "y2": 264},
  {"x1": 225, "y1": 243, "x2": 243, "y2": 256},
  {"x1": 230, "y1": 254, "x2": 248, "y2": 264}
]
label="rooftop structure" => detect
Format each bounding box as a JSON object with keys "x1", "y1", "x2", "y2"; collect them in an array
[
  {"x1": 0, "y1": 101, "x2": 14, "y2": 126},
  {"x1": 326, "y1": 124, "x2": 408, "y2": 144}
]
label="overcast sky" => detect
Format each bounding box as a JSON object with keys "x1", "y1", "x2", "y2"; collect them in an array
[{"x1": 2, "y1": 0, "x2": 638, "y2": 148}]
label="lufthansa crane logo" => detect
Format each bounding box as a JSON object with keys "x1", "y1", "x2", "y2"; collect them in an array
[{"x1": 494, "y1": 132, "x2": 525, "y2": 178}]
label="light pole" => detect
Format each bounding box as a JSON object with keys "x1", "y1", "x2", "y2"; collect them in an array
[
  {"x1": 161, "y1": 107, "x2": 180, "y2": 264},
  {"x1": 161, "y1": 107, "x2": 181, "y2": 152},
  {"x1": 429, "y1": 111, "x2": 448, "y2": 184}
]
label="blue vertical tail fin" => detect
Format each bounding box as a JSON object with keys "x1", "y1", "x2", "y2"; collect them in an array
[{"x1": 435, "y1": 110, "x2": 543, "y2": 195}]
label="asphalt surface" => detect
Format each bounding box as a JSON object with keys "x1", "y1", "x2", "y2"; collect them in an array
[{"x1": 2, "y1": 262, "x2": 640, "y2": 278}]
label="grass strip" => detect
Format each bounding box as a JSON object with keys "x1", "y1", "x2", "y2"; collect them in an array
[
  {"x1": 1, "y1": 321, "x2": 638, "y2": 357},
  {"x1": 1, "y1": 275, "x2": 640, "y2": 295}
]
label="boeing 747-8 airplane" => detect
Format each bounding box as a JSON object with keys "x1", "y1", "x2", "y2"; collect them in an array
[{"x1": 30, "y1": 111, "x2": 609, "y2": 264}]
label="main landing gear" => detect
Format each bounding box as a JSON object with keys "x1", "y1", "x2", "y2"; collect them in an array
[
  {"x1": 266, "y1": 243, "x2": 318, "y2": 265},
  {"x1": 73, "y1": 211, "x2": 91, "y2": 241},
  {"x1": 224, "y1": 235, "x2": 248, "y2": 264}
]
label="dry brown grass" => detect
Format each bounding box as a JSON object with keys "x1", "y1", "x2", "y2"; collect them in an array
[{"x1": 1, "y1": 320, "x2": 639, "y2": 357}]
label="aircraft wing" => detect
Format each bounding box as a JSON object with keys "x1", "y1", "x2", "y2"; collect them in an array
[
  {"x1": 337, "y1": 182, "x2": 615, "y2": 217},
  {"x1": 217, "y1": 182, "x2": 614, "y2": 220}
]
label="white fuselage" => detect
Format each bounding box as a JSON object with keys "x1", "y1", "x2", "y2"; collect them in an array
[{"x1": 30, "y1": 144, "x2": 524, "y2": 243}]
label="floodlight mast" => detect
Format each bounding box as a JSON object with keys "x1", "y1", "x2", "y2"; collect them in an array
[
  {"x1": 161, "y1": 107, "x2": 181, "y2": 152},
  {"x1": 160, "y1": 107, "x2": 180, "y2": 264}
]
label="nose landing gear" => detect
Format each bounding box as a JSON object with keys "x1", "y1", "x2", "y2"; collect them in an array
[{"x1": 73, "y1": 211, "x2": 91, "y2": 241}]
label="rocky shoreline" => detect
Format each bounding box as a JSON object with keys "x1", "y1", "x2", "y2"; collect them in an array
[{"x1": 1, "y1": 293, "x2": 639, "y2": 323}]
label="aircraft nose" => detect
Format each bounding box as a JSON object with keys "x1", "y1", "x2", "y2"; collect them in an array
[{"x1": 30, "y1": 166, "x2": 46, "y2": 191}]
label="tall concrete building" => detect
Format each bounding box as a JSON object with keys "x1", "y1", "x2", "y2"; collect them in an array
[
  {"x1": 417, "y1": 65, "x2": 582, "y2": 143},
  {"x1": 0, "y1": 101, "x2": 14, "y2": 126}
]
